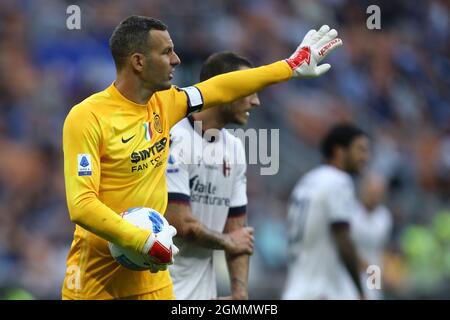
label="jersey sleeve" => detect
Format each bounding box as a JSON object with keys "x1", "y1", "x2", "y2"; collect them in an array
[
  {"x1": 196, "y1": 61, "x2": 292, "y2": 110},
  {"x1": 229, "y1": 138, "x2": 248, "y2": 215},
  {"x1": 166, "y1": 130, "x2": 191, "y2": 203},
  {"x1": 63, "y1": 104, "x2": 150, "y2": 252},
  {"x1": 159, "y1": 86, "x2": 204, "y2": 129},
  {"x1": 325, "y1": 178, "x2": 356, "y2": 224},
  {"x1": 162, "y1": 61, "x2": 291, "y2": 127}
]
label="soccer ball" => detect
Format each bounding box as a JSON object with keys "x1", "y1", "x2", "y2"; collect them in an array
[{"x1": 109, "y1": 207, "x2": 168, "y2": 271}]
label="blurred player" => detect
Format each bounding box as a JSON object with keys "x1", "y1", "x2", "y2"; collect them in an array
[
  {"x1": 62, "y1": 15, "x2": 342, "y2": 299},
  {"x1": 282, "y1": 124, "x2": 370, "y2": 300},
  {"x1": 165, "y1": 52, "x2": 258, "y2": 300},
  {"x1": 351, "y1": 172, "x2": 393, "y2": 300}
]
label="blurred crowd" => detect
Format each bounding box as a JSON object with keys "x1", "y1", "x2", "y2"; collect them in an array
[{"x1": 0, "y1": 0, "x2": 449, "y2": 299}]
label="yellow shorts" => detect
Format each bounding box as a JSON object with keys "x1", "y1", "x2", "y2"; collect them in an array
[
  {"x1": 62, "y1": 284, "x2": 175, "y2": 300},
  {"x1": 119, "y1": 284, "x2": 175, "y2": 300}
]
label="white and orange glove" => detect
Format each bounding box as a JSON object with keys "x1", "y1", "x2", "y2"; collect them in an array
[
  {"x1": 142, "y1": 224, "x2": 179, "y2": 273},
  {"x1": 285, "y1": 25, "x2": 343, "y2": 78}
]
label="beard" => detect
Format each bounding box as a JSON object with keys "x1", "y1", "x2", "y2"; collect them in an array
[{"x1": 343, "y1": 157, "x2": 363, "y2": 176}]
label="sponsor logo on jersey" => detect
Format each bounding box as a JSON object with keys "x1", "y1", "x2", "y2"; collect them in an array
[
  {"x1": 189, "y1": 175, "x2": 230, "y2": 206},
  {"x1": 131, "y1": 137, "x2": 167, "y2": 164},
  {"x1": 121, "y1": 134, "x2": 135, "y2": 143},
  {"x1": 130, "y1": 137, "x2": 168, "y2": 172}
]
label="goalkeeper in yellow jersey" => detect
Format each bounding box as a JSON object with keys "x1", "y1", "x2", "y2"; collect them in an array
[{"x1": 62, "y1": 15, "x2": 342, "y2": 300}]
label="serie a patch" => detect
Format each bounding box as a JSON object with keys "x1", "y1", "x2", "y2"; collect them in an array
[{"x1": 77, "y1": 154, "x2": 92, "y2": 176}]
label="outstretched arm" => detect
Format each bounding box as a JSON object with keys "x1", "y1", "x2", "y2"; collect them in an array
[
  {"x1": 196, "y1": 25, "x2": 342, "y2": 110},
  {"x1": 166, "y1": 25, "x2": 342, "y2": 127}
]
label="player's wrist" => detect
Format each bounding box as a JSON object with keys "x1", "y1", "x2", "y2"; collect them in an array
[
  {"x1": 281, "y1": 60, "x2": 295, "y2": 77},
  {"x1": 285, "y1": 46, "x2": 311, "y2": 71},
  {"x1": 222, "y1": 233, "x2": 233, "y2": 252}
]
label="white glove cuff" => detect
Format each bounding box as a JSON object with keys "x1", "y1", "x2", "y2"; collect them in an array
[{"x1": 141, "y1": 232, "x2": 156, "y2": 255}]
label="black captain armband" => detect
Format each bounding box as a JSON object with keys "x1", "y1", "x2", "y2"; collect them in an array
[{"x1": 178, "y1": 86, "x2": 204, "y2": 115}]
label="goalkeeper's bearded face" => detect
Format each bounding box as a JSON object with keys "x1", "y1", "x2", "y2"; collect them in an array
[{"x1": 140, "y1": 29, "x2": 181, "y2": 92}]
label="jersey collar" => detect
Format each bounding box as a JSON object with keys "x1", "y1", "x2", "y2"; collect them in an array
[{"x1": 107, "y1": 82, "x2": 149, "y2": 108}]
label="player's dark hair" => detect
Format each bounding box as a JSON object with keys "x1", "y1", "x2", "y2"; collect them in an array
[
  {"x1": 109, "y1": 15, "x2": 167, "y2": 70},
  {"x1": 200, "y1": 52, "x2": 253, "y2": 81},
  {"x1": 321, "y1": 124, "x2": 367, "y2": 160}
]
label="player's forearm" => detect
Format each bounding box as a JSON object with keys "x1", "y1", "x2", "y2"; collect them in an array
[
  {"x1": 196, "y1": 61, "x2": 292, "y2": 109},
  {"x1": 67, "y1": 193, "x2": 150, "y2": 253},
  {"x1": 224, "y1": 215, "x2": 249, "y2": 299},
  {"x1": 226, "y1": 253, "x2": 249, "y2": 300},
  {"x1": 166, "y1": 203, "x2": 230, "y2": 250},
  {"x1": 184, "y1": 221, "x2": 231, "y2": 250}
]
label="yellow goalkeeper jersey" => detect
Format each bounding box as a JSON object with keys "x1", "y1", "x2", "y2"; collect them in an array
[
  {"x1": 62, "y1": 61, "x2": 292, "y2": 300},
  {"x1": 62, "y1": 84, "x2": 190, "y2": 299}
]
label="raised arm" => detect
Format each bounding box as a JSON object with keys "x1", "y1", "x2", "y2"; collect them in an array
[
  {"x1": 196, "y1": 25, "x2": 342, "y2": 110},
  {"x1": 166, "y1": 25, "x2": 342, "y2": 127}
]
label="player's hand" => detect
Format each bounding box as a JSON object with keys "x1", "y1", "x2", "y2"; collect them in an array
[
  {"x1": 224, "y1": 226, "x2": 254, "y2": 256},
  {"x1": 142, "y1": 224, "x2": 180, "y2": 271},
  {"x1": 285, "y1": 25, "x2": 343, "y2": 78}
]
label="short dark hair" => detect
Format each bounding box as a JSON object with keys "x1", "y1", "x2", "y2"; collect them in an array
[
  {"x1": 109, "y1": 15, "x2": 167, "y2": 69},
  {"x1": 320, "y1": 124, "x2": 367, "y2": 160},
  {"x1": 200, "y1": 51, "x2": 253, "y2": 81}
]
